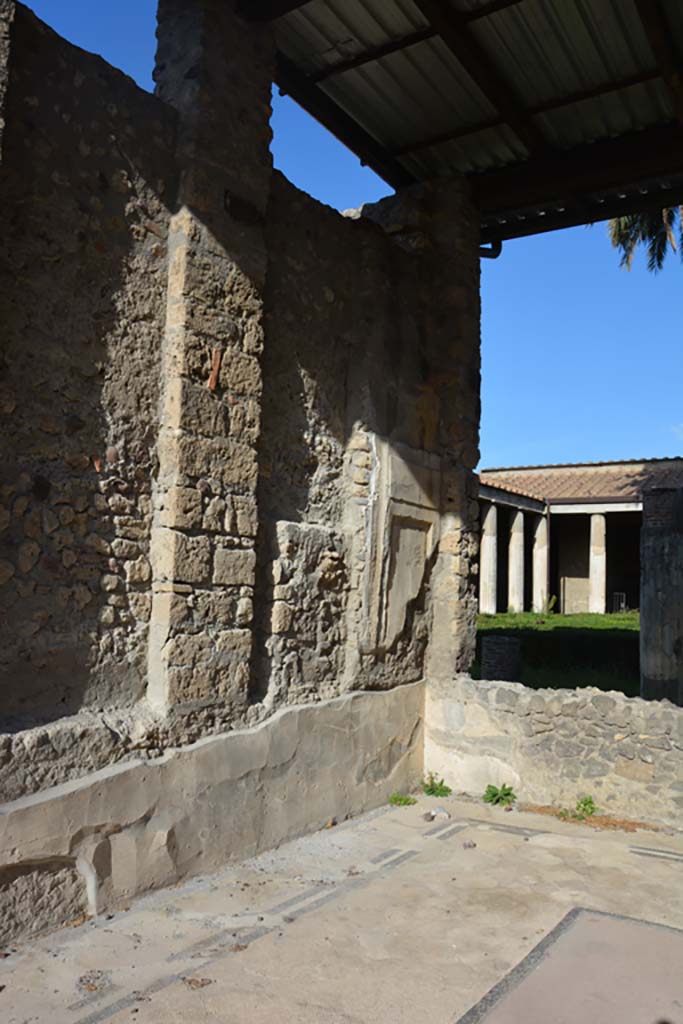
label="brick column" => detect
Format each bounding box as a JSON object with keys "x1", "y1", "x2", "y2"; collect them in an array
[
  {"x1": 147, "y1": 0, "x2": 273, "y2": 714},
  {"x1": 640, "y1": 488, "x2": 683, "y2": 705},
  {"x1": 508, "y1": 509, "x2": 524, "y2": 612},
  {"x1": 588, "y1": 512, "x2": 606, "y2": 614},
  {"x1": 532, "y1": 513, "x2": 548, "y2": 613},
  {"x1": 479, "y1": 502, "x2": 497, "y2": 614}
]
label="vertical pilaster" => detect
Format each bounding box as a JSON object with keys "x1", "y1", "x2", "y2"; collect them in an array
[
  {"x1": 0, "y1": 0, "x2": 15, "y2": 162},
  {"x1": 532, "y1": 514, "x2": 549, "y2": 613},
  {"x1": 479, "y1": 502, "x2": 498, "y2": 614},
  {"x1": 588, "y1": 512, "x2": 606, "y2": 614},
  {"x1": 640, "y1": 488, "x2": 683, "y2": 705},
  {"x1": 508, "y1": 509, "x2": 525, "y2": 613},
  {"x1": 411, "y1": 181, "x2": 481, "y2": 681},
  {"x1": 147, "y1": 0, "x2": 273, "y2": 713}
]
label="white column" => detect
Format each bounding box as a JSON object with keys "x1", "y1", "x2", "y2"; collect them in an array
[
  {"x1": 479, "y1": 503, "x2": 498, "y2": 614},
  {"x1": 589, "y1": 513, "x2": 606, "y2": 613},
  {"x1": 508, "y1": 509, "x2": 525, "y2": 612},
  {"x1": 532, "y1": 514, "x2": 549, "y2": 613}
]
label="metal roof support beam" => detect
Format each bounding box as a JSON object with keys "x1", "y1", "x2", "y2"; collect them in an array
[
  {"x1": 310, "y1": 1, "x2": 524, "y2": 83},
  {"x1": 634, "y1": 0, "x2": 683, "y2": 124},
  {"x1": 474, "y1": 123, "x2": 683, "y2": 218},
  {"x1": 310, "y1": 27, "x2": 436, "y2": 83},
  {"x1": 411, "y1": 0, "x2": 547, "y2": 157},
  {"x1": 480, "y1": 184, "x2": 683, "y2": 244},
  {"x1": 274, "y1": 53, "x2": 415, "y2": 190},
  {"x1": 239, "y1": 0, "x2": 311, "y2": 21},
  {"x1": 394, "y1": 68, "x2": 661, "y2": 157}
]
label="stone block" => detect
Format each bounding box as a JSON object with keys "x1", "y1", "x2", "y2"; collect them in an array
[
  {"x1": 0, "y1": 861, "x2": 87, "y2": 946},
  {"x1": 158, "y1": 486, "x2": 203, "y2": 531},
  {"x1": 213, "y1": 547, "x2": 256, "y2": 586},
  {"x1": 218, "y1": 348, "x2": 261, "y2": 396},
  {"x1": 172, "y1": 433, "x2": 258, "y2": 490},
  {"x1": 151, "y1": 528, "x2": 211, "y2": 584},
  {"x1": 125, "y1": 556, "x2": 151, "y2": 584}
]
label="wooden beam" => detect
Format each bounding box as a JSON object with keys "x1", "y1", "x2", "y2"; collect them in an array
[
  {"x1": 480, "y1": 183, "x2": 683, "y2": 243},
  {"x1": 393, "y1": 68, "x2": 661, "y2": 157},
  {"x1": 472, "y1": 123, "x2": 683, "y2": 217},
  {"x1": 274, "y1": 53, "x2": 415, "y2": 190},
  {"x1": 411, "y1": 0, "x2": 547, "y2": 156},
  {"x1": 239, "y1": 0, "x2": 311, "y2": 21},
  {"x1": 634, "y1": 0, "x2": 683, "y2": 124}
]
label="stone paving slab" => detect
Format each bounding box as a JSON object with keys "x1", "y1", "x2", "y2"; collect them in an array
[
  {"x1": 457, "y1": 909, "x2": 683, "y2": 1024},
  {"x1": 1, "y1": 799, "x2": 682, "y2": 1024}
]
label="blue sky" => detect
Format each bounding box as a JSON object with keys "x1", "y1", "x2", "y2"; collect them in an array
[{"x1": 26, "y1": 1, "x2": 682, "y2": 469}]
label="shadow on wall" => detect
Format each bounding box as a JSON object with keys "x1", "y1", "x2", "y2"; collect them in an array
[
  {"x1": 474, "y1": 626, "x2": 641, "y2": 697},
  {"x1": 250, "y1": 174, "x2": 480, "y2": 704},
  {"x1": 0, "y1": 8, "x2": 177, "y2": 729},
  {"x1": 0, "y1": 4, "x2": 481, "y2": 735}
]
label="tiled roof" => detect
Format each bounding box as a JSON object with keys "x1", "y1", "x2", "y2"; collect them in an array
[{"x1": 479, "y1": 458, "x2": 683, "y2": 503}]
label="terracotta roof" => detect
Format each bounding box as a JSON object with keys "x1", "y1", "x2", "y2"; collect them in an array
[{"x1": 479, "y1": 458, "x2": 683, "y2": 503}]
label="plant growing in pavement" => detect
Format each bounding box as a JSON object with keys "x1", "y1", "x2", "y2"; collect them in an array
[
  {"x1": 422, "y1": 772, "x2": 452, "y2": 797},
  {"x1": 388, "y1": 792, "x2": 417, "y2": 807},
  {"x1": 483, "y1": 783, "x2": 517, "y2": 807}
]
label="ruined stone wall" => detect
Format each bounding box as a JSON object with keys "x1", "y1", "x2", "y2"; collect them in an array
[
  {"x1": 426, "y1": 676, "x2": 683, "y2": 827},
  {"x1": 0, "y1": 7, "x2": 177, "y2": 728},
  {"x1": 255, "y1": 174, "x2": 481, "y2": 712},
  {"x1": 0, "y1": 1, "x2": 481, "y2": 809}
]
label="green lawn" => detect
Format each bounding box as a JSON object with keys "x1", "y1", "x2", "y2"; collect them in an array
[
  {"x1": 477, "y1": 611, "x2": 640, "y2": 632},
  {"x1": 473, "y1": 611, "x2": 640, "y2": 697}
]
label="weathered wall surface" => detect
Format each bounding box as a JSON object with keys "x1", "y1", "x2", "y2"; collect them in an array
[
  {"x1": 0, "y1": 7, "x2": 177, "y2": 726},
  {"x1": 426, "y1": 676, "x2": 683, "y2": 827},
  {"x1": 0, "y1": 0, "x2": 14, "y2": 157},
  {"x1": 0, "y1": 0, "x2": 482, "y2": 942},
  {"x1": 255, "y1": 175, "x2": 481, "y2": 712},
  {"x1": 0, "y1": 682, "x2": 424, "y2": 945}
]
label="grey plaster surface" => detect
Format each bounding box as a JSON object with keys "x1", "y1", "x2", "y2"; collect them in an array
[{"x1": 2, "y1": 798, "x2": 682, "y2": 1024}]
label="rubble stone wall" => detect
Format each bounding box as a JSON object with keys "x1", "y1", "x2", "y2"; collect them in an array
[
  {"x1": 0, "y1": 2, "x2": 481, "y2": 806},
  {"x1": 426, "y1": 676, "x2": 683, "y2": 827},
  {"x1": 0, "y1": 6, "x2": 178, "y2": 727}
]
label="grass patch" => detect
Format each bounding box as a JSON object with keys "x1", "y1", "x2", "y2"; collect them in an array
[
  {"x1": 388, "y1": 792, "x2": 417, "y2": 806},
  {"x1": 477, "y1": 611, "x2": 639, "y2": 632},
  {"x1": 422, "y1": 772, "x2": 452, "y2": 797},
  {"x1": 474, "y1": 611, "x2": 640, "y2": 696}
]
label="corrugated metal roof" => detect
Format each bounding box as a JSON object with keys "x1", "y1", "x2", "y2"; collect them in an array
[{"x1": 266, "y1": 0, "x2": 683, "y2": 239}]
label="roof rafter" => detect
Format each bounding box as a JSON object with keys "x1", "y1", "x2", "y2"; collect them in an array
[
  {"x1": 239, "y1": 0, "x2": 311, "y2": 21},
  {"x1": 393, "y1": 68, "x2": 662, "y2": 157},
  {"x1": 309, "y1": 0, "x2": 524, "y2": 83},
  {"x1": 634, "y1": 0, "x2": 683, "y2": 124},
  {"x1": 274, "y1": 53, "x2": 415, "y2": 190},
  {"x1": 410, "y1": 0, "x2": 547, "y2": 157},
  {"x1": 241, "y1": 0, "x2": 522, "y2": 25},
  {"x1": 310, "y1": 27, "x2": 436, "y2": 84}
]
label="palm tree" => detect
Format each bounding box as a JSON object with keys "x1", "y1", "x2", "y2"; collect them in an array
[{"x1": 608, "y1": 206, "x2": 683, "y2": 272}]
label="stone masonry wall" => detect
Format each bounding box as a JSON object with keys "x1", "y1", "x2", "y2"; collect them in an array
[
  {"x1": 0, "y1": 1, "x2": 482, "y2": 805},
  {"x1": 426, "y1": 676, "x2": 683, "y2": 827},
  {"x1": 254, "y1": 174, "x2": 481, "y2": 712},
  {"x1": 0, "y1": 7, "x2": 178, "y2": 728}
]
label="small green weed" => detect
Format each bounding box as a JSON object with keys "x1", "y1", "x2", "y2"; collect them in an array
[
  {"x1": 559, "y1": 795, "x2": 599, "y2": 821},
  {"x1": 388, "y1": 792, "x2": 417, "y2": 807},
  {"x1": 422, "y1": 772, "x2": 452, "y2": 797},
  {"x1": 575, "y1": 795, "x2": 598, "y2": 819},
  {"x1": 483, "y1": 783, "x2": 516, "y2": 807}
]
